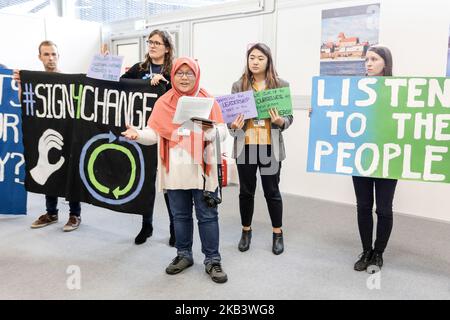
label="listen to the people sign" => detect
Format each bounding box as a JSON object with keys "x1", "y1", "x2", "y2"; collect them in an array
[{"x1": 307, "y1": 76, "x2": 450, "y2": 183}]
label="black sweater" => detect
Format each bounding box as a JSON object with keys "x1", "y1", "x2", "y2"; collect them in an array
[{"x1": 121, "y1": 62, "x2": 171, "y2": 92}]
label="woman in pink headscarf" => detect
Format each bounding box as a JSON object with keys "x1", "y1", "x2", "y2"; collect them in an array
[{"x1": 122, "y1": 57, "x2": 228, "y2": 284}]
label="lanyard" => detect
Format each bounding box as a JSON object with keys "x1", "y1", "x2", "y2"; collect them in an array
[
  {"x1": 148, "y1": 63, "x2": 163, "y2": 79},
  {"x1": 202, "y1": 128, "x2": 222, "y2": 201},
  {"x1": 148, "y1": 63, "x2": 156, "y2": 78}
]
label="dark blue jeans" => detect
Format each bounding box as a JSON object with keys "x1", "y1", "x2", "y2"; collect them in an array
[
  {"x1": 46, "y1": 196, "x2": 81, "y2": 217},
  {"x1": 167, "y1": 189, "x2": 221, "y2": 265}
]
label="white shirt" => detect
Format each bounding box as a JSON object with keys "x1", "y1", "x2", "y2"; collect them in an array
[{"x1": 135, "y1": 124, "x2": 227, "y2": 192}]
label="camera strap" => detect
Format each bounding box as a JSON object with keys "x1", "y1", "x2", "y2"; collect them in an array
[{"x1": 202, "y1": 127, "x2": 222, "y2": 201}]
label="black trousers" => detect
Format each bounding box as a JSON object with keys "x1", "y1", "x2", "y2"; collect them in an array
[
  {"x1": 352, "y1": 176, "x2": 398, "y2": 253},
  {"x1": 142, "y1": 164, "x2": 174, "y2": 228},
  {"x1": 236, "y1": 145, "x2": 283, "y2": 228},
  {"x1": 142, "y1": 192, "x2": 174, "y2": 228}
]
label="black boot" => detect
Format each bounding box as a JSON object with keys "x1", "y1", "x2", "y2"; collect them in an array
[
  {"x1": 169, "y1": 223, "x2": 176, "y2": 247},
  {"x1": 135, "y1": 222, "x2": 153, "y2": 245},
  {"x1": 272, "y1": 231, "x2": 284, "y2": 255},
  {"x1": 238, "y1": 229, "x2": 252, "y2": 252},
  {"x1": 366, "y1": 251, "x2": 383, "y2": 274},
  {"x1": 272, "y1": 232, "x2": 284, "y2": 255},
  {"x1": 354, "y1": 249, "x2": 373, "y2": 272}
]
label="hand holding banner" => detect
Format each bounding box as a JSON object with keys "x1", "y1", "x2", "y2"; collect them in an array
[{"x1": 20, "y1": 71, "x2": 165, "y2": 215}]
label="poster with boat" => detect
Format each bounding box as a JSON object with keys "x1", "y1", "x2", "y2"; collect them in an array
[{"x1": 320, "y1": 3, "x2": 380, "y2": 76}]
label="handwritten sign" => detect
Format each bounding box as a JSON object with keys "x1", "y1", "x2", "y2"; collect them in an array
[
  {"x1": 87, "y1": 54, "x2": 124, "y2": 82},
  {"x1": 307, "y1": 76, "x2": 450, "y2": 183},
  {"x1": 216, "y1": 91, "x2": 258, "y2": 123},
  {"x1": 254, "y1": 87, "x2": 293, "y2": 119}
]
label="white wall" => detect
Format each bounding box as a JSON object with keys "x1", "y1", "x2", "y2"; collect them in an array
[
  {"x1": 0, "y1": 13, "x2": 46, "y2": 70},
  {"x1": 45, "y1": 17, "x2": 102, "y2": 73},
  {"x1": 193, "y1": 15, "x2": 264, "y2": 94},
  {"x1": 380, "y1": 0, "x2": 449, "y2": 77},
  {"x1": 0, "y1": 13, "x2": 101, "y2": 73}
]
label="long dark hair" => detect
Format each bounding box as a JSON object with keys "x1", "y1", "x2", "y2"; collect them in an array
[
  {"x1": 367, "y1": 45, "x2": 393, "y2": 76},
  {"x1": 240, "y1": 43, "x2": 279, "y2": 91},
  {"x1": 140, "y1": 30, "x2": 174, "y2": 75}
]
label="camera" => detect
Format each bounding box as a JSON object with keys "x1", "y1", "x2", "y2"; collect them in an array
[{"x1": 203, "y1": 191, "x2": 222, "y2": 208}]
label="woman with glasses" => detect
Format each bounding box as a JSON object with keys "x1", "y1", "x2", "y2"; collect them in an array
[
  {"x1": 122, "y1": 29, "x2": 174, "y2": 88},
  {"x1": 121, "y1": 57, "x2": 228, "y2": 284},
  {"x1": 353, "y1": 45, "x2": 397, "y2": 274},
  {"x1": 121, "y1": 30, "x2": 176, "y2": 246},
  {"x1": 229, "y1": 43, "x2": 293, "y2": 255}
]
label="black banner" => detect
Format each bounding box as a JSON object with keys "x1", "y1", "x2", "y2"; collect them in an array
[{"x1": 20, "y1": 71, "x2": 165, "y2": 215}]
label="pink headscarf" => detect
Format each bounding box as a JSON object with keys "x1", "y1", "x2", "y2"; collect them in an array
[{"x1": 148, "y1": 57, "x2": 224, "y2": 174}]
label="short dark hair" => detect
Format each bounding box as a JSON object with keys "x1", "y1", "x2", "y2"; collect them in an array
[
  {"x1": 38, "y1": 41, "x2": 58, "y2": 55},
  {"x1": 367, "y1": 45, "x2": 393, "y2": 76}
]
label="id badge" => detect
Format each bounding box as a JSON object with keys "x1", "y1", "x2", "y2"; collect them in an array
[
  {"x1": 253, "y1": 119, "x2": 265, "y2": 127},
  {"x1": 177, "y1": 127, "x2": 191, "y2": 136}
]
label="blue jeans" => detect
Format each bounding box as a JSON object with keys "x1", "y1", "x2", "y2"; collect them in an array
[
  {"x1": 167, "y1": 189, "x2": 221, "y2": 265},
  {"x1": 46, "y1": 196, "x2": 81, "y2": 217}
]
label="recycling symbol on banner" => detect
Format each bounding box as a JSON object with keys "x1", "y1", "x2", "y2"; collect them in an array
[{"x1": 79, "y1": 131, "x2": 145, "y2": 205}]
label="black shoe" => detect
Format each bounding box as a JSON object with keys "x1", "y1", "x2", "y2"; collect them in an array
[
  {"x1": 272, "y1": 231, "x2": 284, "y2": 255},
  {"x1": 169, "y1": 223, "x2": 176, "y2": 247},
  {"x1": 238, "y1": 229, "x2": 252, "y2": 252},
  {"x1": 205, "y1": 263, "x2": 228, "y2": 283},
  {"x1": 134, "y1": 223, "x2": 153, "y2": 245},
  {"x1": 166, "y1": 256, "x2": 193, "y2": 275},
  {"x1": 354, "y1": 249, "x2": 373, "y2": 271},
  {"x1": 367, "y1": 251, "x2": 383, "y2": 274}
]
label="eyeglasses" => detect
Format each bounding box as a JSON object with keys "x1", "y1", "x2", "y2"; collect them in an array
[
  {"x1": 146, "y1": 40, "x2": 164, "y2": 47},
  {"x1": 174, "y1": 71, "x2": 195, "y2": 79}
]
